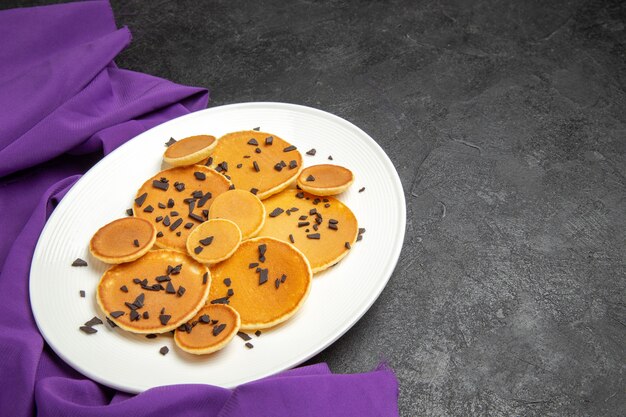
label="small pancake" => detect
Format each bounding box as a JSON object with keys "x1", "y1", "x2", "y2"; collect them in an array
[
  {"x1": 174, "y1": 304, "x2": 240, "y2": 355},
  {"x1": 163, "y1": 135, "x2": 217, "y2": 166},
  {"x1": 209, "y1": 237, "x2": 312, "y2": 330},
  {"x1": 206, "y1": 131, "x2": 303, "y2": 200},
  {"x1": 89, "y1": 217, "x2": 156, "y2": 264},
  {"x1": 186, "y1": 219, "x2": 242, "y2": 265},
  {"x1": 208, "y1": 190, "x2": 266, "y2": 240},
  {"x1": 133, "y1": 165, "x2": 231, "y2": 251},
  {"x1": 257, "y1": 189, "x2": 358, "y2": 273},
  {"x1": 96, "y1": 249, "x2": 211, "y2": 334},
  {"x1": 297, "y1": 164, "x2": 354, "y2": 196}
]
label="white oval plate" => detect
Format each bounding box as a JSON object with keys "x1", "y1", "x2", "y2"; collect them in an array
[{"x1": 30, "y1": 102, "x2": 406, "y2": 393}]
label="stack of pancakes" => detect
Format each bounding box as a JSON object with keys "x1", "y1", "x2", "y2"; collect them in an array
[{"x1": 91, "y1": 130, "x2": 359, "y2": 355}]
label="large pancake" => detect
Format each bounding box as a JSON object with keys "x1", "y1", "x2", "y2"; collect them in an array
[
  {"x1": 206, "y1": 131, "x2": 303, "y2": 200},
  {"x1": 96, "y1": 250, "x2": 211, "y2": 334},
  {"x1": 296, "y1": 164, "x2": 354, "y2": 196},
  {"x1": 133, "y1": 165, "x2": 231, "y2": 251},
  {"x1": 174, "y1": 304, "x2": 241, "y2": 355},
  {"x1": 208, "y1": 189, "x2": 266, "y2": 240},
  {"x1": 256, "y1": 189, "x2": 358, "y2": 273},
  {"x1": 208, "y1": 237, "x2": 312, "y2": 330},
  {"x1": 89, "y1": 217, "x2": 156, "y2": 264}
]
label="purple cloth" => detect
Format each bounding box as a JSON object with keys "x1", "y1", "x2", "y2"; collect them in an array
[{"x1": 0, "y1": 1, "x2": 399, "y2": 416}]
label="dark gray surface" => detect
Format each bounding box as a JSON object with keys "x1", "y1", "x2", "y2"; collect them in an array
[{"x1": 6, "y1": 0, "x2": 626, "y2": 415}]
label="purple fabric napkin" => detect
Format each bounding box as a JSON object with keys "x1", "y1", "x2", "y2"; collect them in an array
[{"x1": 0, "y1": 1, "x2": 399, "y2": 416}]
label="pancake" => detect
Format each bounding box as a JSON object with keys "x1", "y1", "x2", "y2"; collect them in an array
[
  {"x1": 186, "y1": 219, "x2": 242, "y2": 265},
  {"x1": 174, "y1": 304, "x2": 240, "y2": 355},
  {"x1": 257, "y1": 189, "x2": 358, "y2": 273},
  {"x1": 209, "y1": 237, "x2": 312, "y2": 330},
  {"x1": 297, "y1": 164, "x2": 354, "y2": 196},
  {"x1": 96, "y1": 249, "x2": 211, "y2": 334},
  {"x1": 208, "y1": 189, "x2": 266, "y2": 240},
  {"x1": 133, "y1": 165, "x2": 231, "y2": 251},
  {"x1": 206, "y1": 131, "x2": 303, "y2": 200},
  {"x1": 163, "y1": 135, "x2": 217, "y2": 166},
  {"x1": 89, "y1": 217, "x2": 156, "y2": 264}
]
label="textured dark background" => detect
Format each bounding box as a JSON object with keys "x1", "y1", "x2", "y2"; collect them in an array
[{"x1": 5, "y1": 0, "x2": 626, "y2": 415}]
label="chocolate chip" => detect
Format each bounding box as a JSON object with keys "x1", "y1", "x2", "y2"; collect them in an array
[
  {"x1": 328, "y1": 224, "x2": 338, "y2": 230},
  {"x1": 345, "y1": 242, "x2": 351, "y2": 249},
  {"x1": 328, "y1": 155, "x2": 333, "y2": 160},
  {"x1": 126, "y1": 208, "x2": 134, "y2": 216},
  {"x1": 170, "y1": 211, "x2": 179, "y2": 217},
  {"x1": 84, "y1": 316, "x2": 103, "y2": 327},
  {"x1": 203, "y1": 272, "x2": 208, "y2": 285},
  {"x1": 306, "y1": 148, "x2": 316, "y2": 156},
  {"x1": 79, "y1": 290, "x2": 85, "y2": 298},
  {"x1": 143, "y1": 311, "x2": 150, "y2": 319},
  {"x1": 200, "y1": 236, "x2": 214, "y2": 246},
  {"x1": 189, "y1": 213, "x2": 205, "y2": 222},
  {"x1": 313, "y1": 223, "x2": 319, "y2": 231},
  {"x1": 298, "y1": 221, "x2": 310, "y2": 227},
  {"x1": 143, "y1": 205, "x2": 154, "y2": 213},
  {"x1": 295, "y1": 192, "x2": 304, "y2": 199},
  {"x1": 194, "y1": 246, "x2": 203, "y2": 254},
  {"x1": 177, "y1": 286, "x2": 186, "y2": 297},
  {"x1": 79, "y1": 326, "x2": 97, "y2": 334},
  {"x1": 184, "y1": 222, "x2": 194, "y2": 229},
  {"x1": 152, "y1": 180, "x2": 169, "y2": 191},
  {"x1": 206, "y1": 157, "x2": 213, "y2": 166},
  {"x1": 200, "y1": 314, "x2": 210, "y2": 323},
  {"x1": 307, "y1": 233, "x2": 321, "y2": 239},
  {"x1": 120, "y1": 285, "x2": 128, "y2": 293},
  {"x1": 146, "y1": 334, "x2": 157, "y2": 339},
  {"x1": 280, "y1": 274, "x2": 287, "y2": 283},
  {"x1": 275, "y1": 278, "x2": 280, "y2": 289},
  {"x1": 135, "y1": 193, "x2": 148, "y2": 207},
  {"x1": 255, "y1": 330, "x2": 262, "y2": 337},
  {"x1": 72, "y1": 258, "x2": 88, "y2": 267},
  {"x1": 159, "y1": 346, "x2": 169, "y2": 355},
  {"x1": 237, "y1": 163, "x2": 243, "y2": 168},
  {"x1": 289, "y1": 160, "x2": 298, "y2": 169},
  {"x1": 249, "y1": 263, "x2": 259, "y2": 268},
  {"x1": 170, "y1": 218, "x2": 183, "y2": 231},
  {"x1": 359, "y1": 228, "x2": 366, "y2": 235},
  {"x1": 250, "y1": 188, "x2": 259, "y2": 195},
  {"x1": 248, "y1": 138, "x2": 259, "y2": 146},
  {"x1": 130, "y1": 310, "x2": 140, "y2": 321},
  {"x1": 159, "y1": 315, "x2": 171, "y2": 325},
  {"x1": 253, "y1": 161, "x2": 260, "y2": 172},
  {"x1": 167, "y1": 198, "x2": 175, "y2": 208},
  {"x1": 163, "y1": 216, "x2": 171, "y2": 227},
  {"x1": 255, "y1": 148, "x2": 261, "y2": 154},
  {"x1": 213, "y1": 323, "x2": 227, "y2": 336},
  {"x1": 269, "y1": 208, "x2": 284, "y2": 217},
  {"x1": 194, "y1": 172, "x2": 206, "y2": 180},
  {"x1": 157, "y1": 231, "x2": 163, "y2": 238},
  {"x1": 289, "y1": 234, "x2": 295, "y2": 243},
  {"x1": 357, "y1": 235, "x2": 363, "y2": 241},
  {"x1": 110, "y1": 311, "x2": 124, "y2": 318},
  {"x1": 245, "y1": 342, "x2": 254, "y2": 349},
  {"x1": 174, "y1": 182, "x2": 185, "y2": 192},
  {"x1": 224, "y1": 278, "x2": 232, "y2": 286},
  {"x1": 165, "y1": 138, "x2": 176, "y2": 147},
  {"x1": 283, "y1": 145, "x2": 297, "y2": 152},
  {"x1": 166, "y1": 282, "x2": 176, "y2": 294},
  {"x1": 106, "y1": 317, "x2": 117, "y2": 328},
  {"x1": 237, "y1": 331, "x2": 252, "y2": 341},
  {"x1": 329, "y1": 219, "x2": 339, "y2": 224},
  {"x1": 210, "y1": 297, "x2": 230, "y2": 304},
  {"x1": 274, "y1": 163, "x2": 283, "y2": 172},
  {"x1": 258, "y1": 244, "x2": 267, "y2": 258},
  {"x1": 133, "y1": 239, "x2": 140, "y2": 247},
  {"x1": 359, "y1": 187, "x2": 365, "y2": 192},
  {"x1": 258, "y1": 268, "x2": 268, "y2": 285},
  {"x1": 265, "y1": 136, "x2": 273, "y2": 145}
]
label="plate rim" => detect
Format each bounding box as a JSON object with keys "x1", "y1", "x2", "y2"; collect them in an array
[{"x1": 29, "y1": 101, "x2": 407, "y2": 392}]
